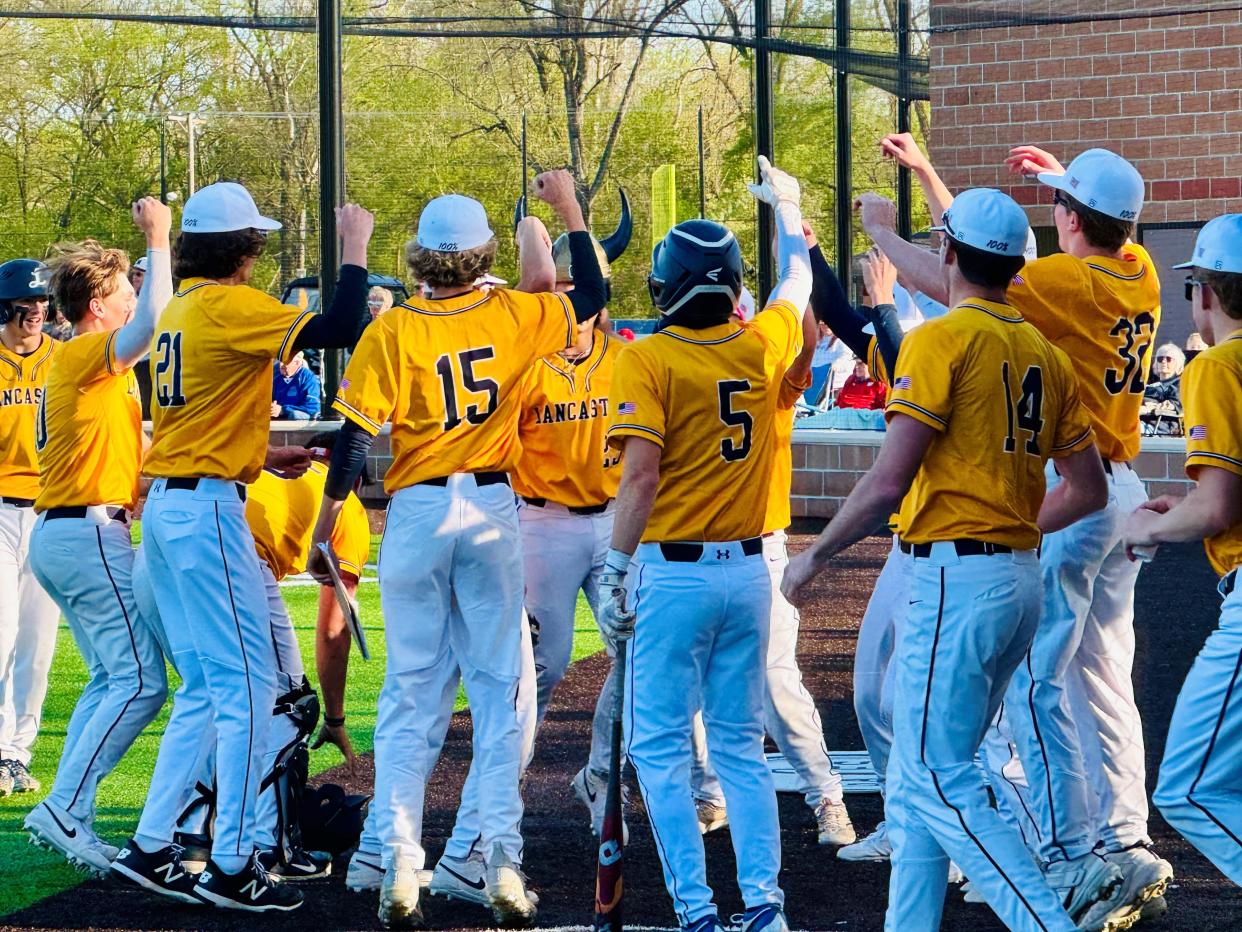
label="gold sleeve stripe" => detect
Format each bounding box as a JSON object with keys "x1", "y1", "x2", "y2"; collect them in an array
[
  {"x1": 608, "y1": 423, "x2": 665, "y2": 442},
  {"x1": 1086, "y1": 262, "x2": 1147, "y2": 282},
  {"x1": 1187, "y1": 451, "x2": 1242, "y2": 470},
  {"x1": 557, "y1": 292, "x2": 575, "y2": 349},
  {"x1": 1052, "y1": 426, "x2": 1094, "y2": 453},
  {"x1": 870, "y1": 341, "x2": 883, "y2": 386},
  {"x1": 887, "y1": 399, "x2": 948, "y2": 428},
  {"x1": 332, "y1": 397, "x2": 383, "y2": 435},
  {"x1": 278, "y1": 310, "x2": 316, "y2": 363},
  {"x1": 105, "y1": 330, "x2": 119, "y2": 376}
]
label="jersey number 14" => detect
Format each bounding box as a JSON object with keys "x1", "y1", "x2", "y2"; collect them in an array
[{"x1": 1001, "y1": 361, "x2": 1045, "y2": 456}]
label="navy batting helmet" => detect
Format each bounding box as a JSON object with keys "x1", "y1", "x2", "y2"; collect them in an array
[
  {"x1": 647, "y1": 220, "x2": 743, "y2": 316},
  {"x1": 0, "y1": 259, "x2": 50, "y2": 326}
]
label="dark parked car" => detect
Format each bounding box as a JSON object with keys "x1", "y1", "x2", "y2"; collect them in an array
[{"x1": 280, "y1": 273, "x2": 410, "y2": 376}]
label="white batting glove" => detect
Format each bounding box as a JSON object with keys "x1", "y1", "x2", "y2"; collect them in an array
[
  {"x1": 747, "y1": 155, "x2": 801, "y2": 208},
  {"x1": 597, "y1": 548, "x2": 636, "y2": 642}
]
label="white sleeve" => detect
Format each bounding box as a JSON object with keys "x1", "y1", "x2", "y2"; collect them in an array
[
  {"x1": 767, "y1": 200, "x2": 812, "y2": 313},
  {"x1": 113, "y1": 248, "x2": 171, "y2": 369}
]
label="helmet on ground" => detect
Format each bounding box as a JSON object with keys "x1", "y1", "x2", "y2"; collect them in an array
[
  {"x1": 0, "y1": 259, "x2": 49, "y2": 325},
  {"x1": 647, "y1": 220, "x2": 743, "y2": 316}
]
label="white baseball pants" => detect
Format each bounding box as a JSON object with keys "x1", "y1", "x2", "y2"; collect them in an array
[
  {"x1": 1004, "y1": 463, "x2": 1149, "y2": 865},
  {"x1": 626, "y1": 540, "x2": 781, "y2": 928},
  {"x1": 29, "y1": 510, "x2": 166, "y2": 821},
  {"x1": 372, "y1": 476, "x2": 526, "y2": 869},
  {"x1": 133, "y1": 478, "x2": 276, "y2": 874},
  {"x1": 0, "y1": 501, "x2": 60, "y2": 767},
  {"x1": 518, "y1": 500, "x2": 622, "y2": 778},
  {"x1": 1155, "y1": 572, "x2": 1242, "y2": 883},
  {"x1": 886, "y1": 545, "x2": 1075, "y2": 932},
  {"x1": 692, "y1": 531, "x2": 844, "y2": 808}
]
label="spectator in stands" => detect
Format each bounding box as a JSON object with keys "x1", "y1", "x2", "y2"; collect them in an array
[
  {"x1": 834, "y1": 358, "x2": 886, "y2": 410},
  {"x1": 271, "y1": 351, "x2": 321, "y2": 420},
  {"x1": 1140, "y1": 342, "x2": 1185, "y2": 436},
  {"x1": 129, "y1": 255, "x2": 148, "y2": 296},
  {"x1": 806, "y1": 320, "x2": 849, "y2": 405},
  {"x1": 1184, "y1": 331, "x2": 1208, "y2": 364},
  {"x1": 367, "y1": 285, "x2": 393, "y2": 320}
]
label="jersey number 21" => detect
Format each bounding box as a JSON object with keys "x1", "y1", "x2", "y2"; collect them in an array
[{"x1": 153, "y1": 331, "x2": 187, "y2": 408}]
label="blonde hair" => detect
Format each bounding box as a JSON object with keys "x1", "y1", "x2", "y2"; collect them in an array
[
  {"x1": 367, "y1": 286, "x2": 394, "y2": 315},
  {"x1": 45, "y1": 240, "x2": 130, "y2": 323},
  {"x1": 406, "y1": 238, "x2": 497, "y2": 289}
]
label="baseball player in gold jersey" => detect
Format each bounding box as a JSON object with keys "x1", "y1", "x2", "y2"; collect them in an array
[
  {"x1": 786, "y1": 188, "x2": 1109, "y2": 932},
  {"x1": 111, "y1": 183, "x2": 373, "y2": 914},
  {"x1": 308, "y1": 169, "x2": 607, "y2": 929},
  {"x1": 870, "y1": 137, "x2": 1171, "y2": 924},
  {"x1": 21, "y1": 199, "x2": 172, "y2": 875},
  {"x1": 0, "y1": 257, "x2": 60, "y2": 796},
  {"x1": 1127, "y1": 216, "x2": 1242, "y2": 887},
  {"x1": 599, "y1": 157, "x2": 811, "y2": 932}
]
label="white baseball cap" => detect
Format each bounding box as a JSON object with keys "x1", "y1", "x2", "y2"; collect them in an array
[
  {"x1": 180, "y1": 182, "x2": 281, "y2": 233},
  {"x1": 132, "y1": 256, "x2": 149, "y2": 272},
  {"x1": 1173, "y1": 214, "x2": 1242, "y2": 273},
  {"x1": 1038, "y1": 148, "x2": 1144, "y2": 222},
  {"x1": 931, "y1": 188, "x2": 1031, "y2": 257},
  {"x1": 416, "y1": 194, "x2": 495, "y2": 253}
]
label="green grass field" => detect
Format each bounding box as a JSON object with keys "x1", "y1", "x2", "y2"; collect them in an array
[{"x1": 0, "y1": 532, "x2": 602, "y2": 917}]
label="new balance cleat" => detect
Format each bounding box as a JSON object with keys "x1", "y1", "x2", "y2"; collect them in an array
[
  {"x1": 109, "y1": 840, "x2": 202, "y2": 904},
  {"x1": 173, "y1": 831, "x2": 211, "y2": 874},
  {"x1": 194, "y1": 854, "x2": 303, "y2": 912}
]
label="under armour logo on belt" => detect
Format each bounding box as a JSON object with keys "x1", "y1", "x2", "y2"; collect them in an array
[{"x1": 716, "y1": 549, "x2": 730, "y2": 560}]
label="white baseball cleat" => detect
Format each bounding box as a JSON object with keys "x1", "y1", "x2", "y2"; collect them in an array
[
  {"x1": 814, "y1": 799, "x2": 857, "y2": 846},
  {"x1": 571, "y1": 766, "x2": 630, "y2": 844},
  {"x1": 1100, "y1": 844, "x2": 1173, "y2": 930},
  {"x1": 961, "y1": 880, "x2": 985, "y2": 903},
  {"x1": 837, "y1": 821, "x2": 892, "y2": 861},
  {"x1": 1044, "y1": 852, "x2": 1126, "y2": 931},
  {"x1": 484, "y1": 842, "x2": 537, "y2": 928},
  {"x1": 947, "y1": 861, "x2": 965, "y2": 885},
  {"x1": 379, "y1": 847, "x2": 424, "y2": 929},
  {"x1": 696, "y1": 799, "x2": 729, "y2": 835},
  {"x1": 24, "y1": 800, "x2": 114, "y2": 877},
  {"x1": 736, "y1": 902, "x2": 791, "y2": 932},
  {"x1": 349, "y1": 850, "x2": 432, "y2": 893},
  {"x1": 430, "y1": 852, "x2": 489, "y2": 906}
]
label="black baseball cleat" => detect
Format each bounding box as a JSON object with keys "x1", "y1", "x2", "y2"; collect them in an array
[
  {"x1": 257, "y1": 846, "x2": 333, "y2": 881},
  {"x1": 173, "y1": 831, "x2": 211, "y2": 874},
  {"x1": 109, "y1": 840, "x2": 202, "y2": 904},
  {"x1": 194, "y1": 854, "x2": 304, "y2": 911}
]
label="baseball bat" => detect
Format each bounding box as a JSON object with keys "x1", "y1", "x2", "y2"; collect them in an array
[{"x1": 593, "y1": 638, "x2": 627, "y2": 932}]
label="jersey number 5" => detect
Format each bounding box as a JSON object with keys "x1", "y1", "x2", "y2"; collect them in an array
[
  {"x1": 436, "y1": 347, "x2": 499, "y2": 431},
  {"x1": 1105, "y1": 312, "x2": 1156, "y2": 395},
  {"x1": 154, "y1": 331, "x2": 187, "y2": 408},
  {"x1": 717, "y1": 380, "x2": 753, "y2": 462},
  {"x1": 1001, "y1": 362, "x2": 1045, "y2": 456}
]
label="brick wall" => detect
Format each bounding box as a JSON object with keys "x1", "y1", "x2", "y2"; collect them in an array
[{"x1": 929, "y1": 1, "x2": 1242, "y2": 226}]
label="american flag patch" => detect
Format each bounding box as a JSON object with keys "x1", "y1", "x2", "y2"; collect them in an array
[
  {"x1": 893, "y1": 376, "x2": 913, "y2": 390},
  {"x1": 340, "y1": 378, "x2": 351, "y2": 390},
  {"x1": 618, "y1": 402, "x2": 637, "y2": 415},
  {"x1": 1189, "y1": 425, "x2": 1207, "y2": 440}
]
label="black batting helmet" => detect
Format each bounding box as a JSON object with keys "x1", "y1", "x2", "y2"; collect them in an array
[
  {"x1": 0, "y1": 259, "x2": 50, "y2": 326},
  {"x1": 647, "y1": 220, "x2": 743, "y2": 316}
]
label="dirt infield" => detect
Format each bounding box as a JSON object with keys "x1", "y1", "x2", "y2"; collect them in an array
[{"x1": 5, "y1": 534, "x2": 1240, "y2": 930}]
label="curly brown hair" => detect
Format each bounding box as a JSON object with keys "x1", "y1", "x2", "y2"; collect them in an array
[
  {"x1": 406, "y1": 238, "x2": 497, "y2": 290},
  {"x1": 45, "y1": 240, "x2": 131, "y2": 323},
  {"x1": 1062, "y1": 193, "x2": 1135, "y2": 253},
  {"x1": 173, "y1": 228, "x2": 268, "y2": 281}
]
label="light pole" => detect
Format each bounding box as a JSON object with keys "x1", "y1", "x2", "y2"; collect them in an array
[{"x1": 166, "y1": 112, "x2": 206, "y2": 195}]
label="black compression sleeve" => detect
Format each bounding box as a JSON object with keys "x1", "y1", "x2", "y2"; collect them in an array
[
  {"x1": 293, "y1": 264, "x2": 369, "y2": 352},
  {"x1": 564, "y1": 231, "x2": 607, "y2": 323},
  {"x1": 324, "y1": 420, "x2": 374, "y2": 501},
  {"x1": 808, "y1": 245, "x2": 870, "y2": 359},
  {"x1": 866, "y1": 302, "x2": 905, "y2": 379}
]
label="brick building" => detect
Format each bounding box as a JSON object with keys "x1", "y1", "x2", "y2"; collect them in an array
[{"x1": 927, "y1": 0, "x2": 1242, "y2": 347}]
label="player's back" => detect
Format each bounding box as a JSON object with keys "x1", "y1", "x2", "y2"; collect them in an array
[
  {"x1": 888, "y1": 300, "x2": 1093, "y2": 550},
  {"x1": 610, "y1": 310, "x2": 797, "y2": 543},
  {"x1": 334, "y1": 287, "x2": 575, "y2": 491}
]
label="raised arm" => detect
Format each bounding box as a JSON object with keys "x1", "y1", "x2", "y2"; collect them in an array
[
  {"x1": 860, "y1": 247, "x2": 905, "y2": 379},
  {"x1": 293, "y1": 204, "x2": 374, "y2": 352},
  {"x1": 748, "y1": 156, "x2": 812, "y2": 314},
  {"x1": 113, "y1": 197, "x2": 172, "y2": 368},
  {"x1": 879, "y1": 133, "x2": 954, "y2": 226},
  {"x1": 857, "y1": 193, "x2": 949, "y2": 305},
  {"x1": 515, "y1": 216, "x2": 556, "y2": 293},
  {"x1": 532, "y1": 170, "x2": 606, "y2": 323}
]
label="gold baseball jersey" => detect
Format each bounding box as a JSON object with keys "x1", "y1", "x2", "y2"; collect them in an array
[
  {"x1": 143, "y1": 279, "x2": 314, "y2": 483},
  {"x1": 1007, "y1": 244, "x2": 1160, "y2": 463},
  {"x1": 887, "y1": 299, "x2": 1095, "y2": 550},
  {"x1": 512, "y1": 330, "x2": 623, "y2": 507},
  {"x1": 1182, "y1": 330, "x2": 1242, "y2": 576},
  {"x1": 0, "y1": 334, "x2": 56, "y2": 500},
  {"x1": 765, "y1": 370, "x2": 813, "y2": 534},
  {"x1": 247, "y1": 462, "x2": 371, "y2": 581},
  {"x1": 35, "y1": 330, "x2": 143, "y2": 511},
  {"x1": 608, "y1": 299, "x2": 803, "y2": 543},
  {"x1": 334, "y1": 288, "x2": 576, "y2": 492}
]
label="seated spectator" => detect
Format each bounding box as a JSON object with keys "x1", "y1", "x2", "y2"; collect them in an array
[
  {"x1": 834, "y1": 358, "x2": 886, "y2": 410},
  {"x1": 1140, "y1": 342, "x2": 1184, "y2": 436},
  {"x1": 367, "y1": 285, "x2": 393, "y2": 320},
  {"x1": 806, "y1": 321, "x2": 853, "y2": 405},
  {"x1": 271, "y1": 352, "x2": 321, "y2": 420},
  {"x1": 1184, "y1": 331, "x2": 1208, "y2": 364}
]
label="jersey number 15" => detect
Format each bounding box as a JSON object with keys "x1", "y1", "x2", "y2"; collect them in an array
[{"x1": 436, "y1": 347, "x2": 499, "y2": 431}]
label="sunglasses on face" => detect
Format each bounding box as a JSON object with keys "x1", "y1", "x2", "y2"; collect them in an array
[
  {"x1": 1185, "y1": 275, "x2": 1203, "y2": 302},
  {"x1": 1156, "y1": 356, "x2": 1175, "y2": 362}
]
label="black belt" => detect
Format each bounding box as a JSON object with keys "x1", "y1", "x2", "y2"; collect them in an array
[
  {"x1": 44, "y1": 506, "x2": 128, "y2": 523},
  {"x1": 418, "y1": 471, "x2": 509, "y2": 488},
  {"x1": 658, "y1": 537, "x2": 763, "y2": 562},
  {"x1": 522, "y1": 496, "x2": 611, "y2": 516},
  {"x1": 1223, "y1": 569, "x2": 1238, "y2": 599},
  {"x1": 1103, "y1": 460, "x2": 1131, "y2": 477},
  {"x1": 165, "y1": 477, "x2": 247, "y2": 501},
  {"x1": 1, "y1": 496, "x2": 35, "y2": 508},
  {"x1": 899, "y1": 538, "x2": 1014, "y2": 558}
]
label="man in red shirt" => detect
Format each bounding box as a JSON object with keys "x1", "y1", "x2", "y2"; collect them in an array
[{"x1": 834, "y1": 358, "x2": 886, "y2": 409}]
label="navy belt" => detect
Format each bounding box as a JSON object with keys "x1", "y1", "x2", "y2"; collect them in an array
[
  {"x1": 1, "y1": 496, "x2": 35, "y2": 508},
  {"x1": 522, "y1": 496, "x2": 611, "y2": 516},
  {"x1": 165, "y1": 477, "x2": 247, "y2": 501},
  {"x1": 44, "y1": 506, "x2": 128, "y2": 523},
  {"x1": 418, "y1": 471, "x2": 509, "y2": 488},
  {"x1": 659, "y1": 537, "x2": 763, "y2": 562},
  {"x1": 899, "y1": 538, "x2": 1014, "y2": 558}
]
